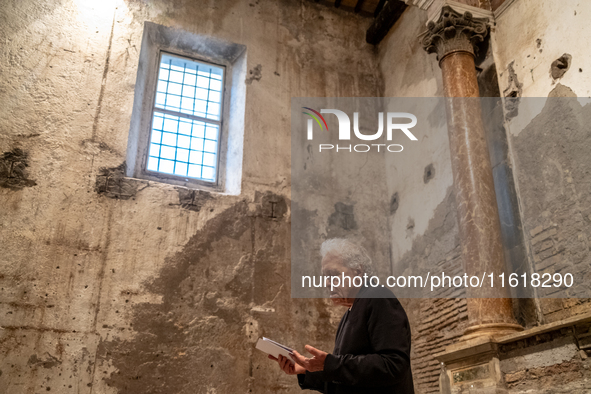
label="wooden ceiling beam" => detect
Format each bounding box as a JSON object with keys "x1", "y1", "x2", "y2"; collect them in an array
[
  {"x1": 373, "y1": 0, "x2": 387, "y2": 17},
  {"x1": 366, "y1": 0, "x2": 407, "y2": 44},
  {"x1": 354, "y1": 0, "x2": 366, "y2": 13}
]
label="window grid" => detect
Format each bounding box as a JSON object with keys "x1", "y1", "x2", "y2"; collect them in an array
[{"x1": 147, "y1": 53, "x2": 223, "y2": 183}]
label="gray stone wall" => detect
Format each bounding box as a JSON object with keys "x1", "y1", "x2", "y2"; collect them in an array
[
  {"x1": 378, "y1": 1, "x2": 591, "y2": 393},
  {"x1": 509, "y1": 91, "x2": 591, "y2": 323},
  {"x1": 500, "y1": 323, "x2": 591, "y2": 393},
  {"x1": 0, "y1": 0, "x2": 382, "y2": 392}
]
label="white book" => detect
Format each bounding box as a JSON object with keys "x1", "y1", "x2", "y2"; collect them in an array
[{"x1": 255, "y1": 337, "x2": 295, "y2": 361}]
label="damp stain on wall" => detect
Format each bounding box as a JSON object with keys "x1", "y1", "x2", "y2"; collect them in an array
[{"x1": 0, "y1": 148, "x2": 37, "y2": 190}]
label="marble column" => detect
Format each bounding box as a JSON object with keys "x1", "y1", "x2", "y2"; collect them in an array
[{"x1": 421, "y1": 6, "x2": 522, "y2": 338}]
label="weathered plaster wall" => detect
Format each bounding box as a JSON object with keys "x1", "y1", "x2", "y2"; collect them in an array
[
  {"x1": 500, "y1": 324, "x2": 591, "y2": 393},
  {"x1": 3, "y1": 0, "x2": 591, "y2": 393},
  {"x1": 379, "y1": 6, "x2": 450, "y2": 265},
  {"x1": 484, "y1": 1, "x2": 591, "y2": 391},
  {"x1": 378, "y1": 7, "x2": 468, "y2": 393},
  {"x1": 492, "y1": 0, "x2": 591, "y2": 323},
  {"x1": 377, "y1": 0, "x2": 591, "y2": 392},
  {"x1": 377, "y1": 2, "x2": 591, "y2": 392},
  {"x1": 493, "y1": 0, "x2": 591, "y2": 99},
  {"x1": 0, "y1": 0, "x2": 382, "y2": 392},
  {"x1": 508, "y1": 95, "x2": 591, "y2": 314},
  {"x1": 290, "y1": 96, "x2": 393, "y2": 299}
]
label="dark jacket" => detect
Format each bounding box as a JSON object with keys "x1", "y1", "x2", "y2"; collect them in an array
[{"x1": 297, "y1": 285, "x2": 414, "y2": 393}]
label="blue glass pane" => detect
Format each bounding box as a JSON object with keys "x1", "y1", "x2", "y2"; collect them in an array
[
  {"x1": 149, "y1": 52, "x2": 224, "y2": 182},
  {"x1": 203, "y1": 153, "x2": 215, "y2": 167},
  {"x1": 192, "y1": 123, "x2": 205, "y2": 138},
  {"x1": 151, "y1": 131, "x2": 162, "y2": 144},
  {"x1": 202, "y1": 166, "x2": 215, "y2": 181},
  {"x1": 159, "y1": 159, "x2": 174, "y2": 174},
  {"x1": 147, "y1": 157, "x2": 159, "y2": 171},
  {"x1": 177, "y1": 136, "x2": 190, "y2": 150},
  {"x1": 174, "y1": 162, "x2": 188, "y2": 176},
  {"x1": 149, "y1": 143, "x2": 160, "y2": 157},
  {"x1": 153, "y1": 115, "x2": 164, "y2": 130},
  {"x1": 167, "y1": 82, "x2": 182, "y2": 95},
  {"x1": 160, "y1": 145, "x2": 176, "y2": 160},
  {"x1": 205, "y1": 125, "x2": 218, "y2": 140},
  {"x1": 191, "y1": 138, "x2": 204, "y2": 151},
  {"x1": 188, "y1": 164, "x2": 201, "y2": 178},
  {"x1": 161, "y1": 132, "x2": 177, "y2": 147},
  {"x1": 196, "y1": 88, "x2": 208, "y2": 100},
  {"x1": 176, "y1": 148, "x2": 189, "y2": 162},
  {"x1": 204, "y1": 140, "x2": 216, "y2": 153},
  {"x1": 184, "y1": 74, "x2": 196, "y2": 86},
  {"x1": 178, "y1": 121, "x2": 192, "y2": 136},
  {"x1": 155, "y1": 53, "x2": 224, "y2": 121},
  {"x1": 169, "y1": 71, "x2": 184, "y2": 83},
  {"x1": 189, "y1": 150, "x2": 203, "y2": 165},
  {"x1": 147, "y1": 110, "x2": 220, "y2": 182}
]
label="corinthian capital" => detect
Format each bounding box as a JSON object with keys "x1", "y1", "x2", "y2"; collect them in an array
[{"x1": 420, "y1": 6, "x2": 489, "y2": 62}]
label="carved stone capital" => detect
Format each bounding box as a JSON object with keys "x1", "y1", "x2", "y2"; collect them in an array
[{"x1": 420, "y1": 6, "x2": 489, "y2": 62}]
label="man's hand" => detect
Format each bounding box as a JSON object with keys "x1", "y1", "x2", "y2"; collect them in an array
[
  {"x1": 289, "y1": 345, "x2": 328, "y2": 372},
  {"x1": 268, "y1": 354, "x2": 306, "y2": 375}
]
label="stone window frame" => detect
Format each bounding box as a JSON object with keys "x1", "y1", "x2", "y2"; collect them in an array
[{"x1": 126, "y1": 22, "x2": 247, "y2": 195}]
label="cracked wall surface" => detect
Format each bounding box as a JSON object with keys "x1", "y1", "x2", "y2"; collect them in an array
[
  {"x1": 492, "y1": 0, "x2": 591, "y2": 326},
  {"x1": 2, "y1": 0, "x2": 591, "y2": 393},
  {"x1": 0, "y1": 0, "x2": 381, "y2": 392},
  {"x1": 509, "y1": 94, "x2": 591, "y2": 323},
  {"x1": 378, "y1": 1, "x2": 591, "y2": 393}
]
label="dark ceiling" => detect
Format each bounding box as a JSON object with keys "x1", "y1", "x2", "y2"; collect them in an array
[
  {"x1": 312, "y1": 0, "x2": 387, "y2": 18},
  {"x1": 309, "y1": 0, "x2": 408, "y2": 44}
]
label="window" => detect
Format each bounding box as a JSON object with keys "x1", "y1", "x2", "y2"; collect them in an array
[
  {"x1": 127, "y1": 22, "x2": 246, "y2": 195},
  {"x1": 147, "y1": 54, "x2": 224, "y2": 183}
]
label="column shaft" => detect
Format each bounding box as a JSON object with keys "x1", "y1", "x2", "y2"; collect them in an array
[
  {"x1": 421, "y1": 6, "x2": 522, "y2": 338},
  {"x1": 441, "y1": 52, "x2": 519, "y2": 335}
]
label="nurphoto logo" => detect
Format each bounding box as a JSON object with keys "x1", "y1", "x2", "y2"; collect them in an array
[{"x1": 303, "y1": 107, "x2": 418, "y2": 153}]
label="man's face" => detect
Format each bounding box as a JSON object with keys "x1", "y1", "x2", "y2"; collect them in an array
[{"x1": 321, "y1": 253, "x2": 361, "y2": 307}]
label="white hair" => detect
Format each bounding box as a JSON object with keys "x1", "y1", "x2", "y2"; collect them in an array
[{"x1": 320, "y1": 238, "x2": 375, "y2": 276}]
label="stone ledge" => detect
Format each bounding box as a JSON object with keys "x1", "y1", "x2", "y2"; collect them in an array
[
  {"x1": 434, "y1": 311, "x2": 591, "y2": 365},
  {"x1": 496, "y1": 311, "x2": 591, "y2": 345}
]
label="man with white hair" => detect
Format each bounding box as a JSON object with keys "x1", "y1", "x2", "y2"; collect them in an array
[{"x1": 270, "y1": 238, "x2": 414, "y2": 393}]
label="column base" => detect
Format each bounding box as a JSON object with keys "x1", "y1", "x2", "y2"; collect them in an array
[{"x1": 436, "y1": 337, "x2": 506, "y2": 394}]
